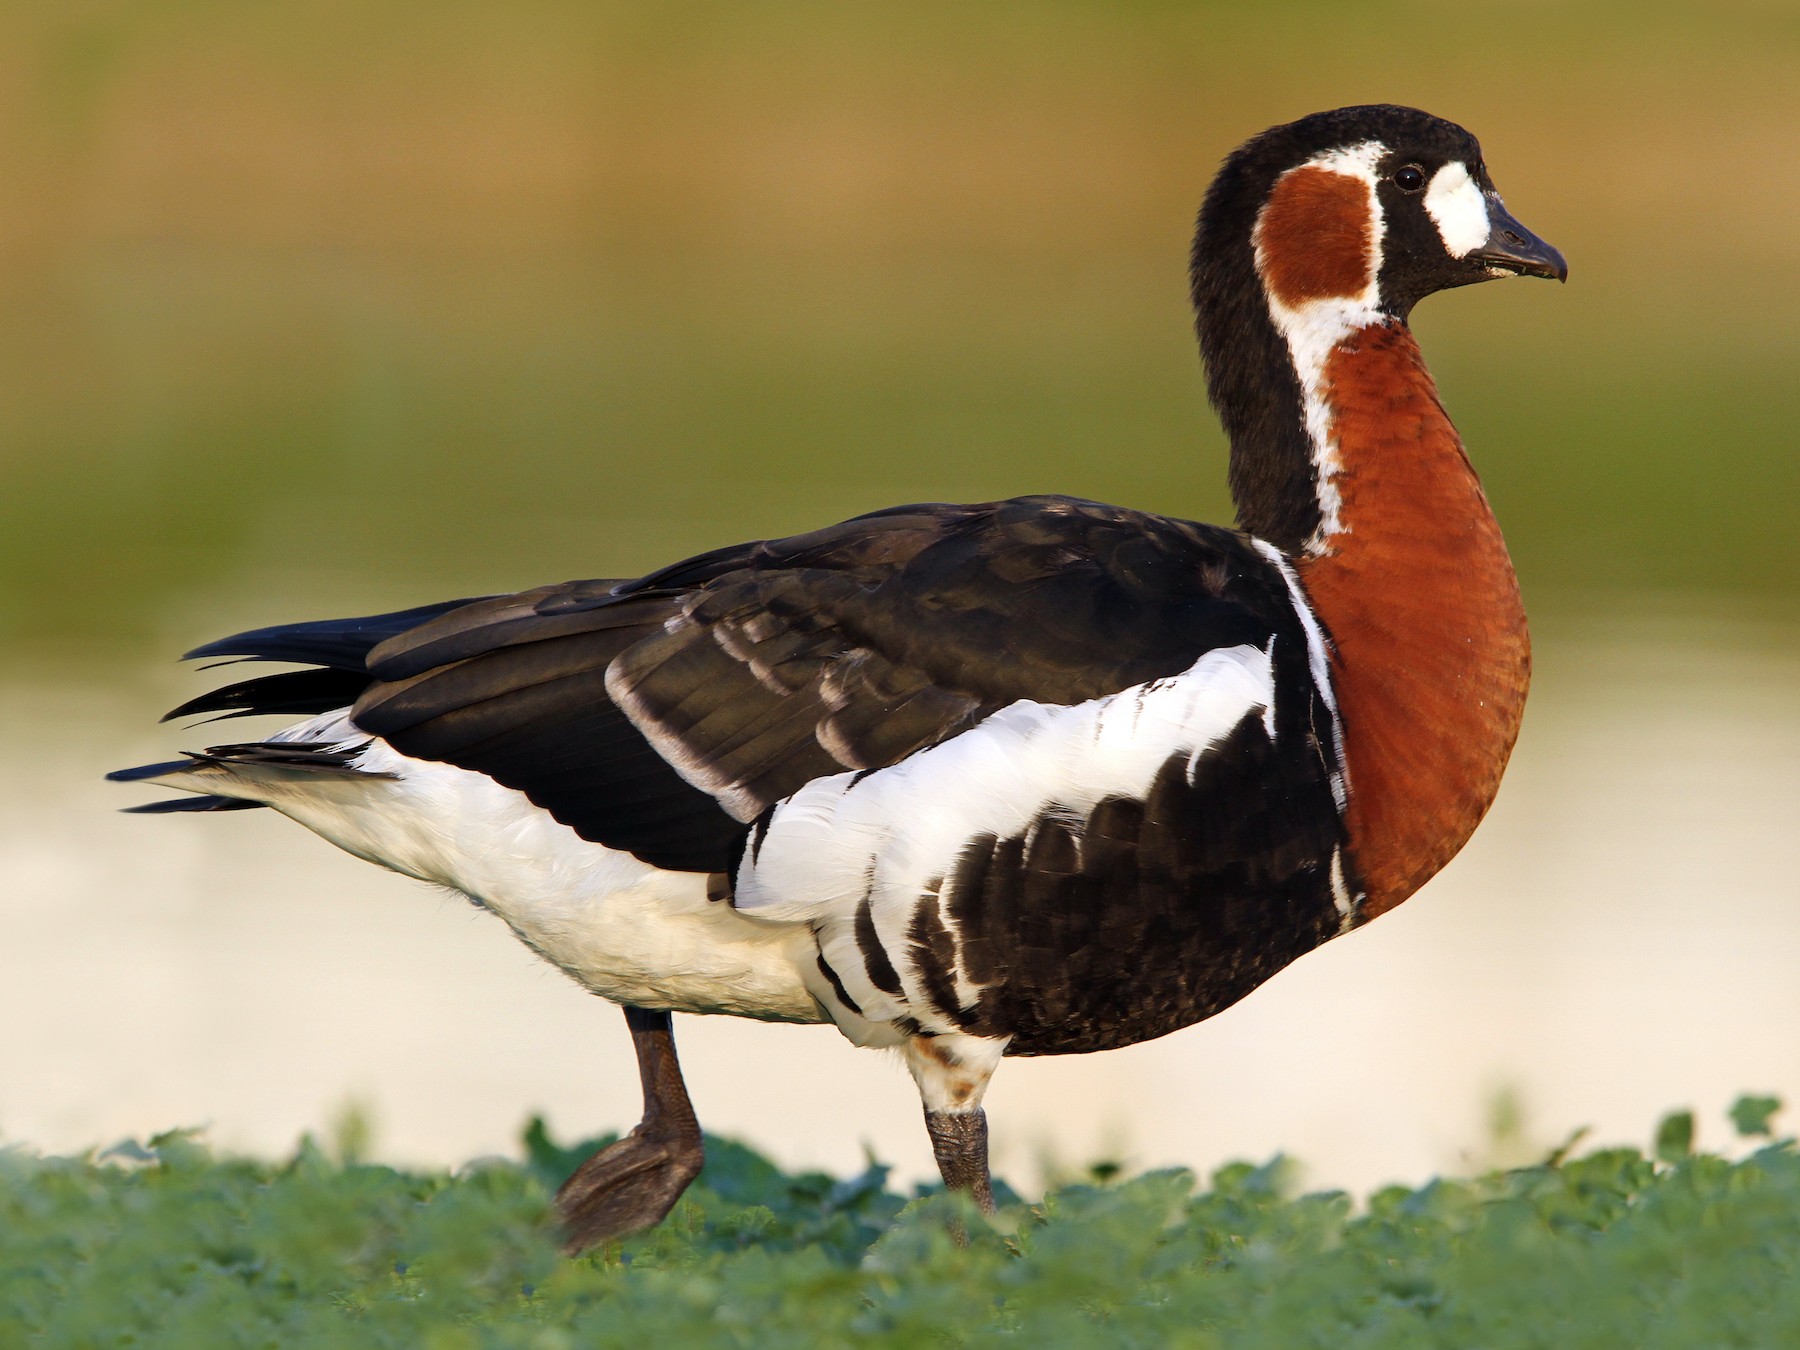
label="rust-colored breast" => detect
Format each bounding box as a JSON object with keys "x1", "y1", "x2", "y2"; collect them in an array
[
  {"x1": 1255, "y1": 167, "x2": 1375, "y2": 306},
  {"x1": 1297, "y1": 323, "x2": 1531, "y2": 919}
]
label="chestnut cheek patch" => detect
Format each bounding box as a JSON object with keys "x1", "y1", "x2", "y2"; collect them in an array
[{"x1": 1254, "y1": 167, "x2": 1375, "y2": 307}]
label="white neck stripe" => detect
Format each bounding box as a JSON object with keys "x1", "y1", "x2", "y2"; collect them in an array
[{"x1": 1252, "y1": 143, "x2": 1388, "y2": 554}]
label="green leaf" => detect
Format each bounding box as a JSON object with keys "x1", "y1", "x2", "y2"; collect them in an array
[
  {"x1": 1728, "y1": 1094, "x2": 1782, "y2": 1138},
  {"x1": 1654, "y1": 1109, "x2": 1695, "y2": 1163}
]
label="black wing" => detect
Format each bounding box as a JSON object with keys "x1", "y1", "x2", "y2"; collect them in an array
[{"x1": 339, "y1": 496, "x2": 1308, "y2": 874}]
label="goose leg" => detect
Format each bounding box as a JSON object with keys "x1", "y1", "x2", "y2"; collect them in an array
[
  {"x1": 555, "y1": 1005, "x2": 705, "y2": 1253},
  {"x1": 924, "y1": 1108, "x2": 994, "y2": 1213},
  {"x1": 903, "y1": 1033, "x2": 1007, "y2": 1215}
]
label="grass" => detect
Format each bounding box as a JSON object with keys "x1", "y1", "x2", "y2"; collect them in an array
[{"x1": 4, "y1": 1099, "x2": 1797, "y2": 1347}]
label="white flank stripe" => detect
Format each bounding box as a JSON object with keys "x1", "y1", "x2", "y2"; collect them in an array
[
  {"x1": 736, "y1": 644, "x2": 1273, "y2": 924},
  {"x1": 1251, "y1": 539, "x2": 1348, "y2": 810},
  {"x1": 1423, "y1": 161, "x2": 1490, "y2": 258},
  {"x1": 1330, "y1": 847, "x2": 1356, "y2": 929}
]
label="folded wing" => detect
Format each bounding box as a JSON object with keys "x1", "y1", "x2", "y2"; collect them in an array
[{"x1": 347, "y1": 496, "x2": 1302, "y2": 875}]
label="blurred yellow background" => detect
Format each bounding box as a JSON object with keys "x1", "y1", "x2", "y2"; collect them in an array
[{"x1": 2, "y1": 2, "x2": 1797, "y2": 1190}]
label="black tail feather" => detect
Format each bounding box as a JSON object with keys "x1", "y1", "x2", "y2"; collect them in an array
[
  {"x1": 107, "y1": 742, "x2": 394, "y2": 801},
  {"x1": 182, "y1": 597, "x2": 491, "y2": 670},
  {"x1": 162, "y1": 668, "x2": 374, "y2": 724},
  {"x1": 106, "y1": 759, "x2": 194, "y2": 783},
  {"x1": 122, "y1": 796, "x2": 266, "y2": 814},
  {"x1": 116, "y1": 601, "x2": 468, "y2": 813},
  {"x1": 186, "y1": 740, "x2": 397, "y2": 778},
  {"x1": 155, "y1": 596, "x2": 491, "y2": 726}
]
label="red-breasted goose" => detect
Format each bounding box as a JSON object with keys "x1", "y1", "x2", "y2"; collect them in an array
[{"x1": 112, "y1": 104, "x2": 1565, "y2": 1249}]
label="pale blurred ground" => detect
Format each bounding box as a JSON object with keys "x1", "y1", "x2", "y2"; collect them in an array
[
  {"x1": 5, "y1": 608, "x2": 1797, "y2": 1194},
  {"x1": 2, "y1": 2, "x2": 1798, "y2": 1193}
]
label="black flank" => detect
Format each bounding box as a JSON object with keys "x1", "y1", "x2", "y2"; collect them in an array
[
  {"x1": 908, "y1": 895, "x2": 981, "y2": 1032},
  {"x1": 814, "y1": 952, "x2": 864, "y2": 1018},
  {"x1": 855, "y1": 895, "x2": 904, "y2": 997},
  {"x1": 942, "y1": 633, "x2": 1345, "y2": 1054}
]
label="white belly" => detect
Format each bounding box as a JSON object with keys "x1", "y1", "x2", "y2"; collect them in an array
[{"x1": 243, "y1": 715, "x2": 826, "y2": 1024}]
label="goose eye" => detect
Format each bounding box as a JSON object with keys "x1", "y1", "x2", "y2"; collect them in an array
[{"x1": 1394, "y1": 165, "x2": 1425, "y2": 192}]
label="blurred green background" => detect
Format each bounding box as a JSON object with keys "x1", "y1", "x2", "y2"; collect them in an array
[
  {"x1": 3, "y1": 0, "x2": 1795, "y2": 655},
  {"x1": 3, "y1": 0, "x2": 1799, "y2": 1189}
]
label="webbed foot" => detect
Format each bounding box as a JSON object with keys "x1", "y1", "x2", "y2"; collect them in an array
[
  {"x1": 556, "y1": 1118, "x2": 704, "y2": 1252},
  {"x1": 556, "y1": 1005, "x2": 704, "y2": 1254}
]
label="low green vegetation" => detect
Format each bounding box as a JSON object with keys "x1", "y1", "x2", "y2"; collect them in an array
[{"x1": 4, "y1": 1099, "x2": 1796, "y2": 1347}]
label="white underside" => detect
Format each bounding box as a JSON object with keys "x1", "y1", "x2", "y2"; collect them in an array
[{"x1": 159, "y1": 711, "x2": 827, "y2": 1024}]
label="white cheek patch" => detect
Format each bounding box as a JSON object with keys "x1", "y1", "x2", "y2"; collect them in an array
[{"x1": 1424, "y1": 162, "x2": 1490, "y2": 258}]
